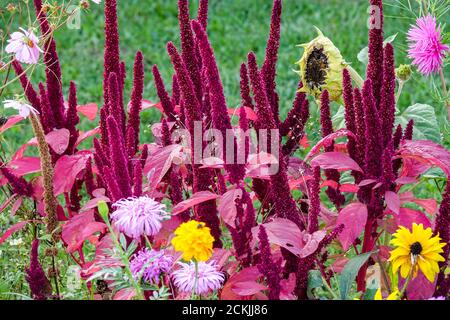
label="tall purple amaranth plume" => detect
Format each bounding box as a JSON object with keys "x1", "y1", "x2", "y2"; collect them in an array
[
  {"x1": 11, "y1": 61, "x2": 41, "y2": 114},
  {"x1": 197, "y1": 0, "x2": 209, "y2": 30},
  {"x1": 178, "y1": 0, "x2": 202, "y2": 103},
  {"x1": 25, "y1": 240, "x2": 52, "y2": 300},
  {"x1": 366, "y1": 0, "x2": 384, "y2": 107},
  {"x1": 0, "y1": 166, "x2": 33, "y2": 197},
  {"x1": 261, "y1": 0, "x2": 282, "y2": 123},
  {"x1": 133, "y1": 161, "x2": 143, "y2": 197},
  {"x1": 192, "y1": 21, "x2": 244, "y2": 183},
  {"x1": 172, "y1": 75, "x2": 181, "y2": 107},
  {"x1": 38, "y1": 83, "x2": 56, "y2": 134},
  {"x1": 239, "y1": 106, "x2": 250, "y2": 168},
  {"x1": 362, "y1": 79, "x2": 382, "y2": 179},
  {"x1": 393, "y1": 124, "x2": 403, "y2": 150},
  {"x1": 342, "y1": 69, "x2": 357, "y2": 159},
  {"x1": 66, "y1": 81, "x2": 80, "y2": 154},
  {"x1": 280, "y1": 82, "x2": 305, "y2": 137},
  {"x1": 239, "y1": 63, "x2": 254, "y2": 110},
  {"x1": 381, "y1": 141, "x2": 395, "y2": 191},
  {"x1": 167, "y1": 42, "x2": 222, "y2": 247},
  {"x1": 403, "y1": 119, "x2": 414, "y2": 141},
  {"x1": 434, "y1": 183, "x2": 450, "y2": 297},
  {"x1": 103, "y1": 0, "x2": 121, "y2": 108},
  {"x1": 153, "y1": 65, "x2": 176, "y2": 121},
  {"x1": 307, "y1": 167, "x2": 321, "y2": 233},
  {"x1": 257, "y1": 225, "x2": 281, "y2": 300},
  {"x1": 379, "y1": 43, "x2": 396, "y2": 146},
  {"x1": 282, "y1": 97, "x2": 309, "y2": 156},
  {"x1": 106, "y1": 116, "x2": 132, "y2": 198},
  {"x1": 107, "y1": 72, "x2": 125, "y2": 133},
  {"x1": 353, "y1": 88, "x2": 366, "y2": 179},
  {"x1": 84, "y1": 158, "x2": 96, "y2": 197},
  {"x1": 320, "y1": 90, "x2": 345, "y2": 207},
  {"x1": 127, "y1": 51, "x2": 145, "y2": 156},
  {"x1": 34, "y1": 0, "x2": 65, "y2": 127},
  {"x1": 247, "y1": 52, "x2": 302, "y2": 228}
]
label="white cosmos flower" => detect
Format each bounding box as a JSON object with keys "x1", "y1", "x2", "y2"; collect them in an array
[
  {"x1": 5, "y1": 28, "x2": 43, "y2": 64},
  {"x1": 3, "y1": 100, "x2": 39, "y2": 118}
]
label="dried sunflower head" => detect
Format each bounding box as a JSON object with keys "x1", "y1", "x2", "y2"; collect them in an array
[{"x1": 296, "y1": 27, "x2": 348, "y2": 102}]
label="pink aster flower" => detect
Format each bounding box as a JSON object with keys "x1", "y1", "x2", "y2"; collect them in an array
[
  {"x1": 5, "y1": 28, "x2": 43, "y2": 64},
  {"x1": 172, "y1": 260, "x2": 224, "y2": 296},
  {"x1": 130, "y1": 248, "x2": 174, "y2": 284},
  {"x1": 111, "y1": 196, "x2": 168, "y2": 239},
  {"x1": 407, "y1": 15, "x2": 449, "y2": 75},
  {"x1": 3, "y1": 99, "x2": 39, "y2": 118}
]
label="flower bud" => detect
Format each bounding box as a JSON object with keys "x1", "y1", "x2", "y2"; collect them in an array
[{"x1": 395, "y1": 64, "x2": 412, "y2": 82}]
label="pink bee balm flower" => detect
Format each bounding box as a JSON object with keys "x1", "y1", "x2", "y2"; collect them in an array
[
  {"x1": 130, "y1": 248, "x2": 174, "y2": 284},
  {"x1": 3, "y1": 99, "x2": 39, "y2": 118},
  {"x1": 5, "y1": 28, "x2": 43, "y2": 64},
  {"x1": 407, "y1": 15, "x2": 449, "y2": 75},
  {"x1": 111, "y1": 196, "x2": 168, "y2": 239},
  {"x1": 172, "y1": 261, "x2": 224, "y2": 296}
]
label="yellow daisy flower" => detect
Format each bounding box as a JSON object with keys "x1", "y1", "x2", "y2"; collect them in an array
[
  {"x1": 374, "y1": 288, "x2": 400, "y2": 300},
  {"x1": 389, "y1": 223, "x2": 446, "y2": 283},
  {"x1": 171, "y1": 220, "x2": 214, "y2": 262}
]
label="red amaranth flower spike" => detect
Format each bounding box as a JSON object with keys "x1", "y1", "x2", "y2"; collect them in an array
[
  {"x1": 280, "y1": 82, "x2": 305, "y2": 136},
  {"x1": 0, "y1": 166, "x2": 33, "y2": 197},
  {"x1": 379, "y1": 43, "x2": 396, "y2": 146},
  {"x1": 178, "y1": 0, "x2": 202, "y2": 103},
  {"x1": 307, "y1": 167, "x2": 321, "y2": 233},
  {"x1": 403, "y1": 119, "x2": 414, "y2": 141},
  {"x1": 434, "y1": 182, "x2": 450, "y2": 297},
  {"x1": 38, "y1": 83, "x2": 55, "y2": 134},
  {"x1": 133, "y1": 161, "x2": 143, "y2": 197},
  {"x1": 257, "y1": 225, "x2": 282, "y2": 300},
  {"x1": 153, "y1": 65, "x2": 176, "y2": 121},
  {"x1": 66, "y1": 81, "x2": 80, "y2": 154},
  {"x1": 33, "y1": 0, "x2": 65, "y2": 128},
  {"x1": 107, "y1": 72, "x2": 125, "y2": 134},
  {"x1": 239, "y1": 63, "x2": 254, "y2": 110},
  {"x1": 84, "y1": 158, "x2": 95, "y2": 197},
  {"x1": 106, "y1": 116, "x2": 132, "y2": 198},
  {"x1": 127, "y1": 51, "x2": 145, "y2": 155},
  {"x1": 11, "y1": 61, "x2": 41, "y2": 114},
  {"x1": 353, "y1": 87, "x2": 366, "y2": 178},
  {"x1": 366, "y1": 0, "x2": 384, "y2": 108},
  {"x1": 192, "y1": 20, "x2": 243, "y2": 183},
  {"x1": 103, "y1": 0, "x2": 121, "y2": 108},
  {"x1": 362, "y1": 79, "x2": 382, "y2": 179},
  {"x1": 172, "y1": 75, "x2": 181, "y2": 107},
  {"x1": 261, "y1": 0, "x2": 282, "y2": 124},
  {"x1": 197, "y1": 0, "x2": 209, "y2": 30},
  {"x1": 25, "y1": 239, "x2": 52, "y2": 300}
]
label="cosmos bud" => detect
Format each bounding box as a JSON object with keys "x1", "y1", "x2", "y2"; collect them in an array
[{"x1": 395, "y1": 64, "x2": 412, "y2": 82}]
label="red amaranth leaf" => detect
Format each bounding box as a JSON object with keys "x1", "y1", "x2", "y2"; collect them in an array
[
  {"x1": 6, "y1": 157, "x2": 41, "y2": 176},
  {"x1": 398, "y1": 140, "x2": 450, "y2": 176},
  {"x1": 0, "y1": 220, "x2": 40, "y2": 244},
  {"x1": 53, "y1": 153, "x2": 91, "y2": 195},
  {"x1": 76, "y1": 128, "x2": 100, "y2": 146},
  {"x1": 218, "y1": 188, "x2": 243, "y2": 228},
  {"x1": 385, "y1": 191, "x2": 400, "y2": 215},
  {"x1": 61, "y1": 210, "x2": 107, "y2": 253},
  {"x1": 405, "y1": 271, "x2": 436, "y2": 300},
  {"x1": 228, "y1": 107, "x2": 258, "y2": 121},
  {"x1": 221, "y1": 266, "x2": 262, "y2": 300},
  {"x1": 172, "y1": 191, "x2": 220, "y2": 215},
  {"x1": 144, "y1": 144, "x2": 183, "y2": 190},
  {"x1": 0, "y1": 115, "x2": 24, "y2": 134},
  {"x1": 395, "y1": 207, "x2": 431, "y2": 229},
  {"x1": 77, "y1": 103, "x2": 98, "y2": 121},
  {"x1": 311, "y1": 152, "x2": 363, "y2": 172},
  {"x1": 340, "y1": 184, "x2": 359, "y2": 193},
  {"x1": 399, "y1": 192, "x2": 437, "y2": 215},
  {"x1": 305, "y1": 129, "x2": 356, "y2": 160},
  {"x1": 336, "y1": 202, "x2": 368, "y2": 251},
  {"x1": 45, "y1": 128, "x2": 70, "y2": 155}
]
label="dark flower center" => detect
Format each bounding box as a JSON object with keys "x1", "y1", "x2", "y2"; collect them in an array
[
  {"x1": 410, "y1": 241, "x2": 423, "y2": 255},
  {"x1": 305, "y1": 47, "x2": 329, "y2": 90}
]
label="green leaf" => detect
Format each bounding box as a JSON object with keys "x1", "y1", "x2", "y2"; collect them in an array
[
  {"x1": 363, "y1": 277, "x2": 379, "y2": 300},
  {"x1": 98, "y1": 201, "x2": 109, "y2": 222},
  {"x1": 339, "y1": 251, "x2": 375, "y2": 300},
  {"x1": 396, "y1": 103, "x2": 442, "y2": 143},
  {"x1": 332, "y1": 105, "x2": 346, "y2": 130},
  {"x1": 307, "y1": 270, "x2": 323, "y2": 299}
]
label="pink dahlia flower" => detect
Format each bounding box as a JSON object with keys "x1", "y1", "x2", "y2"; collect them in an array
[
  {"x1": 111, "y1": 196, "x2": 168, "y2": 239},
  {"x1": 407, "y1": 15, "x2": 449, "y2": 75},
  {"x1": 5, "y1": 28, "x2": 43, "y2": 64},
  {"x1": 130, "y1": 248, "x2": 174, "y2": 284},
  {"x1": 172, "y1": 261, "x2": 224, "y2": 296}
]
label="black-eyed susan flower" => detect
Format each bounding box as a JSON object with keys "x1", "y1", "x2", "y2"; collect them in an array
[
  {"x1": 171, "y1": 220, "x2": 214, "y2": 262},
  {"x1": 389, "y1": 223, "x2": 446, "y2": 283}
]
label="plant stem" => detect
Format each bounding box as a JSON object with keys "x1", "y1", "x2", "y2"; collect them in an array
[
  {"x1": 395, "y1": 80, "x2": 405, "y2": 104},
  {"x1": 398, "y1": 268, "x2": 413, "y2": 300},
  {"x1": 192, "y1": 260, "x2": 199, "y2": 299},
  {"x1": 438, "y1": 69, "x2": 449, "y2": 122}
]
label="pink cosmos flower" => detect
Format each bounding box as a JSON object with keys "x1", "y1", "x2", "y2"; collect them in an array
[
  {"x1": 130, "y1": 248, "x2": 174, "y2": 284},
  {"x1": 172, "y1": 260, "x2": 224, "y2": 296},
  {"x1": 111, "y1": 196, "x2": 168, "y2": 239},
  {"x1": 407, "y1": 15, "x2": 449, "y2": 75},
  {"x1": 5, "y1": 28, "x2": 43, "y2": 64},
  {"x1": 3, "y1": 99, "x2": 39, "y2": 118}
]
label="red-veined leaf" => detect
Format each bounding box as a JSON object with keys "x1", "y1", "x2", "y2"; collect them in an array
[
  {"x1": 76, "y1": 127, "x2": 100, "y2": 146},
  {"x1": 144, "y1": 144, "x2": 183, "y2": 190},
  {"x1": 6, "y1": 157, "x2": 41, "y2": 176},
  {"x1": 0, "y1": 220, "x2": 40, "y2": 244},
  {"x1": 305, "y1": 129, "x2": 356, "y2": 160},
  {"x1": 172, "y1": 191, "x2": 220, "y2": 215},
  {"x1": 395, "y1": 208, "x2": 431, "y2": 229},
  {"x1": 77, "y1": 103, "x2": 98, "y2": 121},
  {"x1": 228, "y1": 107, "x2": 258, "y2": 121},
  {"x1": 53, "y1": 153, "x2": 90, "y2": 195},
  {"x1": 385, "y1": 191, "x2": 400, "y2": 215},
  {"x1": 221, "y1": 266, "x2": 262, "y2": 300},
  {"x1": 311, "y1": 152, "x2": 363, "y2": 172},
  {"x1": 336, "y1": 202, "x2": 368, "y2": 251},
  {"x1": 218, "y1": 188, "x2": 243, "y2": 228},
  {"x1": 45, "y1": 128, "x2": 70, "y2": 155},
  {"x1": 0, "y1": 115, "x2": 24, "y2": 134}
]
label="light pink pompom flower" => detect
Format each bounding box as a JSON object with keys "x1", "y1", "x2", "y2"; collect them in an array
[
  {"x1": 172, "y1": 261, "x2": 224, "y2": 296},
  {"x1": 111, "y1": 196, "x2": 168, "y2": 239},
  {"x1": 3, "y1": 100, "x2": 39, "y2": 118},
  {"x1": 5, "y1": 28, "x2": 43, "y2": 64},
  {"x1": 407, "y1": 15, "x2": 449, "y2": 75}
]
